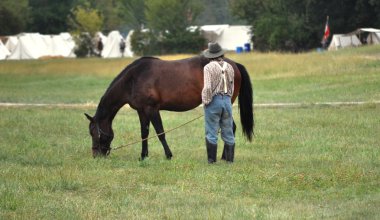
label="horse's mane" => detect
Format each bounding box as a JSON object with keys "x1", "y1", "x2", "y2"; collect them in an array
[
  {"x1": 95, "y1": 57, "x2": 159, "y2": 119},
  {"x1": 107, "y1": 57, "x2": 159, "y2": 91},
  {"x1": 102, "y1": 55, "x2": 206, "y2": 99},
  {"x1": 101, "y1": 55, "x2": 208, "y2": 97}
]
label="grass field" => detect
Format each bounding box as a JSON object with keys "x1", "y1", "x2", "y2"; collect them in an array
[{"x1": 0, "y1": 46, "x2": 379, "y2": 219}]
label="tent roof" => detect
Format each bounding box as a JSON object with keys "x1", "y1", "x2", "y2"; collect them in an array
[
  {"x1": 6, "y1": 32, "x2": 76, "y2": 60},
  {"x1": 328, "y1": 34, "x2": 362, "y2": 51},
  {"x1": 190, "y1": 25, "x2": 252, "y2": 50},
  {"x1": 200, "y1": 24, "x2": 230, "y2": 35},
  {"x1": 101, "y1": 30, "x2": 124, "y2": 58},
  {"x1": 347, "y1": 28, "x2": 380, "y2": 35},
  {"x1": 0, "y1": 40, "x2": 10, "y2": 60}
]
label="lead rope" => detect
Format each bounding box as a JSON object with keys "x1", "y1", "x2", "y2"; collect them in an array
[{"x1": 111, "y1": 114, "x2": 204, "y2": 151}]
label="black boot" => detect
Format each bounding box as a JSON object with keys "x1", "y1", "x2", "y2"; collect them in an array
[
  {"x1": 206, "y1": 139, "x2": 217, "y2": 164},
  {"x1": 221, "y1": 145, "x2": 227, "y2": 160},
  {"x1": 224, "y1": 143, "x2": 235, "y2": 163}
]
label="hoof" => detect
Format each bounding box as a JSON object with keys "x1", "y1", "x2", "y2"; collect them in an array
[
  {"x1": 139, "y1": 156, "x2": 148, "y2": 161},
  {"x1": 166, "y1": 152, "x2": 173, "y2": 160}
]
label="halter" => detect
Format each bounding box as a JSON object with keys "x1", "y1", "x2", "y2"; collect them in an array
[{"x1": 94, "y1": 122, "x2": 113, "y2": 155}]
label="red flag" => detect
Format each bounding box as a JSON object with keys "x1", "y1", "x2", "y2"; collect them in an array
[{"x1": 323, "y1": 16, "x2": 330, "y2": 41}]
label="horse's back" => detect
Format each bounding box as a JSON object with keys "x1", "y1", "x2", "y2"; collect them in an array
[
  {"x1": 127, "y1": 56, "x2": 242, "y2": 111},
  {"x1": 130, "y1": 56, "x2": 205, "y2": 111}
]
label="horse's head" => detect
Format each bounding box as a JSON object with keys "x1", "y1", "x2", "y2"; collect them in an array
[{"x1": 85, "y1": 113, "x2": 114, "y2": 157}]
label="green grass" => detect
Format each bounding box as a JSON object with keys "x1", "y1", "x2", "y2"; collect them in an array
[
  {"x1": 0, "y1": 106, "x2": 378, "y2": 219},
  {"x1": 235, "y1": 46, "x2": 380, "y2": 103},
  {"x1": 0, "y1": 58, "x2": 129, "y2": 104},
  {"x1": 0, "y1": 45, "x2": 379, "y2": 219},
  {"x1": 1, "y1": 45, "x2": 379, "y2": 104}
]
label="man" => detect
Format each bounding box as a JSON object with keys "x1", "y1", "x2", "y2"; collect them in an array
[
  {"x1": 97, "y1": 37, "x2": 103, "y2": 57},
  {"x1": 202, "y1": 42, "x2": 235, "y2": 164},
  {"x1": 120, "y1": 38, "x2": 126, "y2": 57}
]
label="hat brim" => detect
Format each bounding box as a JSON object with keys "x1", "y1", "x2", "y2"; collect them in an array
[{"x1": 203, "y1": 49, "x2": 225, "y2": 58}]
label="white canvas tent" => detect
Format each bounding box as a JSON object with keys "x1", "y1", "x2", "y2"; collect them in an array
[
  {"x1": 354, "y1": 28, "x2": 380, "y2": 45},
  {"x1": 6, "y1": 33, "x2": 76, "y2": 60},
  {"x1": 4, "y1": 36, "x2": 18, "y2": 54},
  {"x1": 51, "y1": 33, "x2": 76, "y2": 57},
  {"x1": 199, "y1": 25, "x2": 252, "y2": 51},
  {"x1": 199, "y1": 25, "x2": 229, "y2": 43},
  {"x1": 367, "y1": 32, "x2": 380, "y2": 44},
  {"x1": 0, "y1": 40, "x2": 10, "y2": 60},
  {"x1": 344, "y1": 28, "x2": 380, "y2": 45},
  {"x1": 123, "y1": 30, "x2": 134, "y2": 57},
  {"x1": 7, "y1": 33, "x2": 52, "y2": 60},
  {"x1": 100, "y1": 30, "x2": 133, "y2": 58},
  {"x1": 94, "y1": 31, "x2": 107, "y2": 55},
  {"x1": 96, "y1": 32, "x2": 108, "y2": 44},
  {"x1": 101, "y1": 30, "x2": 124, "y2": 58},
  {"x1": 328, "y1": 34, "x2": 362, "y2": 51}
]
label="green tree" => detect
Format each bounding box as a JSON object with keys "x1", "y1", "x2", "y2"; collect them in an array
[
  {"x1": 231, "y1": 0, "x2": 380, "y2": 51},
  {"x1": 71, "y1": 0, "x2": 146, "y2": 34},
  {"x1": 130, "y1": 30, "x2": 160, "y2": 56},
  {"x1": 27, "y1": 0, "x2": 75, "y2": 34},
  {"x1": 68, "y1": 2, "x2": 103, "y2": 36},
  {"x1": 0, "y1": 0, "x2": 29, "y2": 35},
  {"x1": 196, "y1": 0, "x2": 244, "y2": 25},
  {"x1": 120, "y1": 0, "x2": 146, "y2": 30},
  {"x1": 68, "y1": 1, "x2": 104, "y2": 57},
  {"x1": 146, "y1": 0, "x2": 202, "y2": 34},
  {"x1": 134, "y1": 0, "x2": 205, "y2": 55},
  {"x1": 231, "y1": 0, "x2": 318, "y2": 51},
  {"x1": 88, "y1": 0, "x2": 125, "y2": 32}
]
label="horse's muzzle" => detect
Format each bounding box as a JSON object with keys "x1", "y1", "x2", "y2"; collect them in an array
[{"x1": 92, "y1": 147, "x2": 111, "y2": 158}]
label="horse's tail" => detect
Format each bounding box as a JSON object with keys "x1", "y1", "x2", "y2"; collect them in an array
[{"x1": 236, "y1": 63, "x2": 254, "y2": 141}]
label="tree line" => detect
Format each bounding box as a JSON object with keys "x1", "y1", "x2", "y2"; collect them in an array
[
  {"x1": 1, "y1": 0, "x2": 379, "y2": 53},
  {"x1": 231, "y1": 0, "x2": 380, "y2": 51}
]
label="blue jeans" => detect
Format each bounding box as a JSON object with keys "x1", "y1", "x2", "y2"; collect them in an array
[{"x1": 204, "y1": 94, "x2": 235, "y2": 146}]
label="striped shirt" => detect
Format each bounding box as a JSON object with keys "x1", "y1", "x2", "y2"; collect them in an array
[{"x1": 202, "y1": 59, "x2": 234, "y2": 105}]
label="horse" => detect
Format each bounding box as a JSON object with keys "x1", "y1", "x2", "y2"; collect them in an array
[{"x1": 85, "y1": 55, "x2": 254, "y2": 160}]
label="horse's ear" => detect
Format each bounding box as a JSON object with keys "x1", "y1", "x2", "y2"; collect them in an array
[{"x1": 84, "y1": 113, "x2": 94, "y2": 122}]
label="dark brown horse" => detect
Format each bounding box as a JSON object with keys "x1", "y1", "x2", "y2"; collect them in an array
[{"x1": 85, "y1": 55, "x2": 254, "y2": 159}]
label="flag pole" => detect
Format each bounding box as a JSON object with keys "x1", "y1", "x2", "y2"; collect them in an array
[{"x1": 322, "y1": 15, "x2": 330, "y2": 49}]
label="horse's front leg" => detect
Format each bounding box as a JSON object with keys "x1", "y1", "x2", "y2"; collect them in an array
[
  {"x1": 150, "y1": 111, "x2": 173, "y2": 160},
  {"x1": 138, "y1": 111, "x2": 150, "y2": 160}
]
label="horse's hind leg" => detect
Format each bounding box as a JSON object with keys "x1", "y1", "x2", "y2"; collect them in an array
[
  {"x1": 233, "y1": 119, "x2": 236, "y2": 135},
  {"x1": 151, "y1": 111, "x2": 173, "y2": 159},
  {"x1": 138, "y1": 111, "x2": 150, "y2": 160}
]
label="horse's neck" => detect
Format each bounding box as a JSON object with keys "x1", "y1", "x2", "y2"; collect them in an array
[
  {"x1": 94, "y1": 61, "x2": 138, "y2": 124},
  {"x1": 95, "y1": 83, "x2": 129, "y2": 123},
  {"x1": 199, "y1": 55, "x2": 210, "y2": 67}
]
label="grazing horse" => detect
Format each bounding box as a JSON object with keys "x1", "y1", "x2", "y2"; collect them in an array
[{"x1": 85, "y1": 55, "x2": 254, "y2": 159}]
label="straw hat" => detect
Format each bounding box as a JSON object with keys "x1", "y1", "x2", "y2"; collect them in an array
[{"x1": 203, "y1": 42, "x2": 225, "y2": 58}]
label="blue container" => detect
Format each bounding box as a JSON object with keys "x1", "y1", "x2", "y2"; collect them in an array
[
  {"x1": 236, "y1": 46, "x2": 243, "y2": 54},
  {"x1": 244, "y1": 43, "x2": 251, "y2": 52}
]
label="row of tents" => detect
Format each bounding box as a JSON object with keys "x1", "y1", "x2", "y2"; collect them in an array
[
  {"x1": 0, "y1": 30, "x2": 134, "y2": 60},
  {"x1": 0, "y1": 25, "x2": 252, "y2": 60},
  {"x1": 328, "y1": 28, "x2": 380, "y2": 50},
  {"x1": 1, "y1": 26, "x2": 379, "y2": 60},
  {"x1": 192, "y1": 25, "x2": 251, "y2": 51}
]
